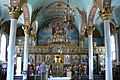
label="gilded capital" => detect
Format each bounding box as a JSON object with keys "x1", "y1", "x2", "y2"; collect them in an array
[
  {"x1": 79, "y1": 36, "x2": 85, "y2": 41},
  {"x1": 99, "y1": 8, "x2": 112, "y2": 20},
  {"x1": 8, "y1": 6, "x2": 22, "y2": 19},
  {"x1": 87, "y1": 26, "x2": 94, "y2": 35},
  {"x1": 22, "y1": 25, "x2": 31, "y2": 34}
]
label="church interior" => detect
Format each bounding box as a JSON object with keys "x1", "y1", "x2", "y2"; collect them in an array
[{"x1": 0, "y1": 0, "x2": 120, "y2": 80}]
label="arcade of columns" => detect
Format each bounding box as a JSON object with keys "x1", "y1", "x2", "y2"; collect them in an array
[{"x1": 6, "y1": 0, "x2": 119, "y2": 80}]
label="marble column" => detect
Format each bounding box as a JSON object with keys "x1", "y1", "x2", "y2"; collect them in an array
[
  {"x1": 16, "y1": 54, "x2": 22, "y2": 76},
  {"x1": 79, "y1": 36, "x2": 84, "y2": 47},
  {"x1": 0, "y1": 30, "x2": 2, "y2": 58},
  {"x1": 6, "y1": 7, "x2": 20, "y2": 80},
  {"x1": 22, "y1": 25, "x2": 31, "y2": 80},
  {"x1": 87, "y1": 26, "x2": 94, "y2": 80},
  {"x1": 114, "y1": 33, "x2": 119, "y2": 65},
  {"x1": 99, "y1": 8, "x2": 113, "y2": 80}
]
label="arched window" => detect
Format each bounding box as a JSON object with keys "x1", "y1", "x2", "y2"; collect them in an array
[
  {"x1": 110, "y1": 35, "x2": 116, "y2": 60},
  {"x1": 0, "y1": 34, "x2": 6, "y2": 62}
]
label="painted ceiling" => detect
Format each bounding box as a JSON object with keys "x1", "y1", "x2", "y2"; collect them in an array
[{"x1": 0, "y1": 0, "x2": 120, "y2": 45}]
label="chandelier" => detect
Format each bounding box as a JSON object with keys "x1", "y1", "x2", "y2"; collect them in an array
[{"x1": 63, "y1": 0, "x2": 75, "y2": 25}]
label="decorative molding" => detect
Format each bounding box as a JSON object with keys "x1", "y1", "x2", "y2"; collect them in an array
[{"x1": 15, "y1": 45, "x2": 105, "y2": 55}]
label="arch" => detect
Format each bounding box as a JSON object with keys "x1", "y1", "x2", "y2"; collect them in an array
[
  {"x1": 22, "y1": 3, "x2": 32, "y2": 26},
  {"x1": 0, "y1": 34, "x2": 6, "y2": 62},
  {"x1": 88, "y1": 3, "x2": 98, "y2": 26},
  {"x1": 76, "y1": 7, "x2": 87, "y2": 36}
]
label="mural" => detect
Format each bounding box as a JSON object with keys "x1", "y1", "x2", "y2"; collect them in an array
[{"x1": 37, "y1": 19, "x2": 79, "y2": 45}]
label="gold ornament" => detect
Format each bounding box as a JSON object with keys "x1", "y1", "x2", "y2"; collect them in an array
[
  {"x1": 87, "y1": 26, "x2": 95, "y2": 35},
  {"x1": 8, "y1": 6, "x2": 22, "y2": 19},
  {"x1": 22, "y1": 25, "x2": 31, "y2": 34},
  {"x1": 99, "y1": 8, "x2": 112, "y2": 20}
]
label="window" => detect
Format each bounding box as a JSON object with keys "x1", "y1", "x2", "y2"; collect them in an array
[
  {"x1": 0, "y1": 34, "x2": 6, "y2": 62},
  {"x1": 110, "y1": 35, "x2": 116, "y2": 60}
]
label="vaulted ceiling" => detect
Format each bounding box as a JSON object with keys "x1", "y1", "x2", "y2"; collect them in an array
[{"x1": 0, "y1": 0, "x2": 120, "y2": 45}]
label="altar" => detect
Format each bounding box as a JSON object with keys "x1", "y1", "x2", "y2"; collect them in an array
[{"x1": 48, "y1": 77, "x2": 71, "y2": 80}]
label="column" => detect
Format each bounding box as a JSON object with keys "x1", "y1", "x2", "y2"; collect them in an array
[
  {"x1": 79, "y1": 36, "x2": 84, "y2": 47},
  {"x1": 114, "y1": 32, "x2": 119, "y2": 65},
  {"x1": 22, "y1": 25, "x2": 31, "y2": 80},
  {"x1": 0, "y1": 30, "x2": 2, "y2": 57},
  {"x1": 118, "y1": 31, "x2": 120, "y2": 61},
  {"x1": 7, "y1": 7, "x2": 21, "y2": 80},
  {"x1": 34, "y1": 54, "x2": 37, "y2": 72},
  {"x1": 87, "y1": 26, "x2": 94, "y2": 80},
  {"x1": 16, "y1": 53, "x2": 22, "y2": 76},
  {"x1": 31, "y1": 34, "x2": 37, "y2": 46},
  {"x1": 99, "y1": 8, "x2": 113, "y2": 80}
]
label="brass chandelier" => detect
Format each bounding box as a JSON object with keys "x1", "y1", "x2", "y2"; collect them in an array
[{"x1": 63, "y1": 0, "x2": 75, "y2": 25}]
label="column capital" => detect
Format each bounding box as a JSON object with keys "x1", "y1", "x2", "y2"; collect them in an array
[
  {"x1": 87, "y1": 26, "x2": 95, "y2": 35},
  {"x1": 99, "y1": 8, "x2": 112, "y2": 20},
  {"x1": 79, "y1": 36, "x2": 85, "y2": 41},
  {"x1": 22, "y1": 25, "x2": 31, "y2": 34},
  {"x1": 8, "y1": 6, "x2": 22, "y2": 19}
]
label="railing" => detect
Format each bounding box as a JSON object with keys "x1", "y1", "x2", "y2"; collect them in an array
[
  {"x1": 14, "y1": 75, "x2": 41, "y2": 80},
  {"x1": 78, "y1": 75, "x2": 105, "y2": 80},
  {"x1": 15, "y1": 46, "x2": 105, "y2": 55}
]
